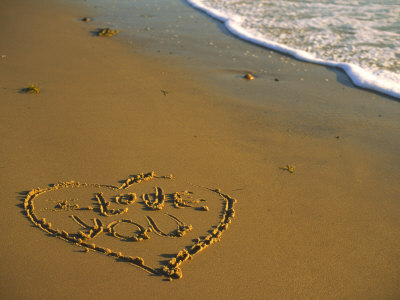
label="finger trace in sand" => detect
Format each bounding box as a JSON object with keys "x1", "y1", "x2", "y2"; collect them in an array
[
  {"x1": 22, "y1": 172, "x2": 237, "y2": 280},
  {"x1": 146, "y1": 213, "x2": 192, "y2": 238}
]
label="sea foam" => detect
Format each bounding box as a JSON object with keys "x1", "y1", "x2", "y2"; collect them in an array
[{"x1": 186, "y1": 0, "x2": 400, "y2": 99}]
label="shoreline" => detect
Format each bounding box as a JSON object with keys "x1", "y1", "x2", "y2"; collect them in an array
[
  {"x1": 78, "y1": 0, "x2": 400, "y2": 148},
  {"x1": 185, "y1": 0, "x2": 400, "y2": 99},
  {"x1": 83, "y1": 0, "x2": 400, "y2": 101},
  {"x1": 1, "y1": 0, "x2": 400, "y2": 298}
]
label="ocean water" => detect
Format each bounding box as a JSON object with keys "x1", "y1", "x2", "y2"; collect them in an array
[
  {"x1": 187, "y1": 0, "x2": 400, "y2": 99},
  {"x1": 82, "y1": 0, "x2": 399, "y2": 99}
]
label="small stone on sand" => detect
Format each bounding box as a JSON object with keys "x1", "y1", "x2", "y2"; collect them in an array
[{"x1": 244, "y1": 73, "x2": 255, "y2": 80}]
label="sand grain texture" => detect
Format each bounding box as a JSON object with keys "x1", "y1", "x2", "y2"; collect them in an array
[{"x1": 0, "y1": 0, "x2": 400, "y2": 299}]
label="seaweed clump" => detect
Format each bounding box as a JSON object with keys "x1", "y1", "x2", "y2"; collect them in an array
[
  {"x1": 280, "y1": 164, "x2": 295, "y2": 173},
  {"x1": 97, "y1": 28, "x2": 119, "y2": 37},
  {"x1": 21, "y1": 84, "x2": 40, "y2": 94}
]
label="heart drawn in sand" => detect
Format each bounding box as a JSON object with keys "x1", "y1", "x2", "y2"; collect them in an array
[{"x1": 23, "y1": 172, "x2": 236, "y2": 280}]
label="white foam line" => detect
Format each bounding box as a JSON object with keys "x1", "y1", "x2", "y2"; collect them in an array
[{"x1": 186, "y1": 0, "x2": 400, "y2": 99}]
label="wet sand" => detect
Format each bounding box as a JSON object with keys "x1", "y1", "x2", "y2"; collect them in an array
[{"x1": 0, "y1": 0, "x2": 399, "y2": 299}]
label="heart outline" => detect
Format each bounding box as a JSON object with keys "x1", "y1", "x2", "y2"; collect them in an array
[{"x1": 23, "y1": 172, "x2": 236, "y2": 280}]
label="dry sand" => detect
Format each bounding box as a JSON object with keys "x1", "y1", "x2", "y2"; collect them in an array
[{"x1": 1, "y1": 0, "x2": 400, "y2": 299}]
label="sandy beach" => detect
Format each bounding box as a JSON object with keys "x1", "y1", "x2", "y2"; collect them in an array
[{"x1": 1, "y1": 0, "x2": 400, "y2": 298}]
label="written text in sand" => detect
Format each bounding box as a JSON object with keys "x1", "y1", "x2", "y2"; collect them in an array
[{"x1": 23, "y1": 172, "x2": 236, "y2": 280}]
